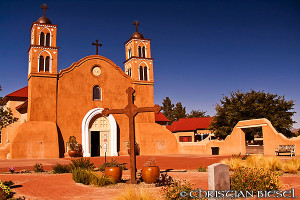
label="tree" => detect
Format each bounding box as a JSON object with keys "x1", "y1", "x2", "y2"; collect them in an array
[
  {"x1": 187, "y1": 109, "x2": 209, "y2": 118},
  {"x1": 210, "y1": 90, "x2": 296, "y2": 139},
  {"x1": 0, "y1": 85, "x2": 18, "y2": 129},
  {"x1": 173, "y1": 102, "x2": 186, "y2": 121},
  {"x1": 161, "y1": 97, "x2": 175, "y2": 123}
]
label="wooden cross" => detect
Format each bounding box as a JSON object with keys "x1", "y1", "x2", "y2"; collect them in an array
[
  {"x1": 102, "y1": 87, "x2": 161, "y2": 184},
  {"x1": 92, "y1": 39, "x2": 102, "y2": 55},
  {"x1": 133, "y1": 20, "x2": 140, "y2": 32},
  {"x1": 41, "y1": 3, "x2": 48, "y2": 17}
]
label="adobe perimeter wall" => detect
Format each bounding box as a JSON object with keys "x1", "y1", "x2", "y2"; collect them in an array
[{"x1": 178, "y1": 118, "x2": 300, "y2": 156}]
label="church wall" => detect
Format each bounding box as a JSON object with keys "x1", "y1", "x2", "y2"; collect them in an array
[
  {"x1": 57, "y1": 56, "x2": 133, "y2": 155},
  {"x1": 9, "y1": 121, "x2": 59, "y2": 159},
  {"x1": 27, "y1": 75, "x2": 57, "y2": 122}
]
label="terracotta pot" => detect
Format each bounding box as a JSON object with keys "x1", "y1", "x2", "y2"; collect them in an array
[
  {"x1": 141, "y1": 166, "x2": 160, "y2": 184},
  {"x1": 104, "y1": 167, "x2": 122, "y2": 183},
  {"x1": 68, "y1": 150, "x2": 78, "y2": 158}
]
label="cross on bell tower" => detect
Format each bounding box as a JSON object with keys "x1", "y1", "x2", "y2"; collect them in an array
[
  {"x1": 92, "y1": 39, "x2": 102, "y2": 55},
  {"x1": 41, "y1": 3, "x2": 48, "y2": 17},
  {"x1": 133, "y1": 20, "x2": 140, "y2": 32}
]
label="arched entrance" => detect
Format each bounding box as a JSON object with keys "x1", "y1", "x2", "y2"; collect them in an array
[{"x1": 81, "y1": 108, "x2": 118, "y2": 157}]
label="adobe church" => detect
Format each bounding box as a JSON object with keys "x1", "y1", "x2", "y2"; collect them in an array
[{"x1": 0, "y1": 5, "x2": 178, "y2": 159}]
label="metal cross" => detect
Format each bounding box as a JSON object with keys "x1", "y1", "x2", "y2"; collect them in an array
[
  {"x1": 92, "y1": 40, "x2": 102, "y2": 55},
  {"x1": 133, "y1": 20, "x2": 140, "y2": 32},
  {"x1": 102, "y1": 87, "x2": 161, "y2": 184},
  {"x1": 41, "y1": 4, "x2": 49, "y2": 17}
]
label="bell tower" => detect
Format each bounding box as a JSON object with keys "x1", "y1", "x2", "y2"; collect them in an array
[
  {"x1": 124, "y1": 21, "x2": 154, "y2": 84},
  {"x1": 27, "y1": 4, "x2": 58, "y2": 122}
]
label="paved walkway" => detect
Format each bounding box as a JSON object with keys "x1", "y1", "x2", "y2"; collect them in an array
[{"x1": 0, "y1": 155, "x2": 299, "y2": 199}]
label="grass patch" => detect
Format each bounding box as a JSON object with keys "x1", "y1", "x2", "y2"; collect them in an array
[
  {"x1": 52, "y1": 163, "x2": 72, "y2": 174},
  {"x1": 114, "y1": 185, "x2": 157, "y2": 200},
  {"x1": 72, "y1": 168, "x2": 115, "y2": 187}
]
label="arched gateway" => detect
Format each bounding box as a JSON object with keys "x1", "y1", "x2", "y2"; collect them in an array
[{"x1": 81, "y1": 108, "x2": 118, "y2": 157}]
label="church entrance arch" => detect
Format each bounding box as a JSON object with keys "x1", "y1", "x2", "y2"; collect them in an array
[{"x1": 81, "y1": 108, "x2": 118, "y2": 157}]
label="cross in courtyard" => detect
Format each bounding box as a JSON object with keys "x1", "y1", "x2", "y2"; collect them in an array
[
  {"x1": 102, "y1": 87, "x2": 161, "y2": 184},
  {"x1": 41, "y1": 3, "x2": 49, "y2": 17},
  {"x1": 133, "y1": 20, "x2": 140, "y2": 32},
  {"x1": 92, "y1": 39, "x2": 102, "y2": 55}
]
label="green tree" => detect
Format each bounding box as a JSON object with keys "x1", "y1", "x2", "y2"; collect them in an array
[
  {"x1": 210, "y1": 90, "x2": 296, "y2": 139},
  {"x1": 0, "y1": 85, "x2": 18, "y2": 129},
  {"x1": 187, "y1": 109, "x2": 209, "y2": 118},
  {"x1": 161, "y1": 97, "x2": 175, "y2": 123},
  {"x1": 173, "y1": 102, "x2": 186, "y2": 121}
]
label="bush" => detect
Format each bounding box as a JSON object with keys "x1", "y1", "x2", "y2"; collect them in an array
[
  {"x1": 280, "y1": 159, "x2": 300, "y2": 173},
  {"x1": 115, "y1": 185, "x2": 157, "y2": 200},
  {"x1": 231, "y1": 167, "x2": 281, "y2": 193},
  {"x1": 98, "y1": 158, "x2": 127, "y2": 172},
  {"x1": 52, "y1": 163, "x2": 72, "y2": 174},
  {"x1": 72, "y1": 168, "x2": 115, "y2": 187},
  {"x1": 0, "y1": 180, "x2": 13, "y2": 199},
  {"x1": 71, "y1": 158, "x2": 95, "y2": 170},
  {"x1": 155, "y1": 172, "x2": 173, "y2": 187},
  {"x1": 197, "y1": 166, "x2": 206, "y2": 172},
  {"x1": 33, "y1": 163, "x2": 44, "y2": 172},
  {"x1": 162, "y1": 179, "x2": 196, "y2": 200}
]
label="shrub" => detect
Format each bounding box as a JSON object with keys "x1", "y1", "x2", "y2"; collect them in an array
[
  {"x1": 72, "y1": 168, "x2": 115, "y2": 187},
  {"x1": 231, "y1": 167, "x2": 281, "y2": 193},
  {"x1": 33, "y1": 163, "x2": 44, "y2": 172},
  {"x1": 72, "y1": 168, "x2": 91, "y2": 185},
  {"x1": 0, "y1": 180, "x2": 13, "y2": 199},
  {"x1": 221, "y1": 155, "x2": 281, "y2": 171},
  {"x1": 197, "y1": 166, "x2": 206, "y2": 172},
  {"x1": 115, "y1": 185, "x2": 157, "y2": 200},
  {"x1": 280, "y1": 159, "x2": 300, "y2": 173},
  {"x1": 98, "y1": 158, "x2": 127, "y2": 172},
  {"x1": 71, "y1": 158, "x2": 94, "y2": 170},
  {"x1": 162, "y1": 179, "x2": 196, "y2": 200},
  {"x1": 52, "y1": 163, "x2": 72, "y2": 174},
  {"x1": 155, "y1": 172, "x2": 173, "y2": 187}
]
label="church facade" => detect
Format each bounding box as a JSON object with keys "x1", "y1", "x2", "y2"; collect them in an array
[{"x1": 0, "y1": 6, "x2": 178, "y2": 159}]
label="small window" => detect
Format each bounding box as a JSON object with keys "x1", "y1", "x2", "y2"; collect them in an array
[
  {"x1": 128, "y1": 49, "x2": 132, "y2": 59},
  {"x1": 179, "y1": 136, "x2": 192, "y2": 142},
  {"x1": 143, "y1": 67, "x2": 148, "y2": 80},
  {"x1": 93, "y1": 86, "x2": 101, "y2": 100},
  {"x1": 142, "y1": 47, "x2": 146, "y2": 58},
  {"x1": 139, "y1": 66, "x2": 143, "y2": 80},
  {"x1": 40, "y1": 32, "x2": 45, "y2": 46},
  {"x1": 45, "y1": 56, "x2": 50, "y2": 72},
  {"x1": 138, "y1": 46, "x2": 142, "y2": 57},
  {"x1": 45, "y1": 33, "x2": 50, "y2": 46},
  {"x1": 39, "y1": 56, "x2": 44, "y2": 72}
]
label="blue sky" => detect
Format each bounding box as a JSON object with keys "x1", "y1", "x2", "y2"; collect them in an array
[{"x1": 0, "y1": 0, "x2": 299, "y2": 128}]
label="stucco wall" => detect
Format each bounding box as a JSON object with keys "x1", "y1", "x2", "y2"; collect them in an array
[{"x1": 8, "y1": 121, "x2": 59, "y2": 159}]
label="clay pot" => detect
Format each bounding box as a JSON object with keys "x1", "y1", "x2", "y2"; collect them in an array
[
  {"x1": 68, "y1": 150, "x2": 78, "y2": 158},
  {"x1": 141, "y1": 166, "x2": 160, "y2": 184},
  {"x1": 104, "y1": 167, "x2": 122, "y2": 183}
]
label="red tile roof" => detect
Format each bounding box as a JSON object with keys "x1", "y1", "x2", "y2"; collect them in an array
[
  {"x1": 166, "y1": 117, "x2": 213, "y2": 132},
  {"x1": 1, "y1": 86, "x2": 28, "y2": 105},
  {"x1": 155, "y1": 112, "x2": 170, "y2": 122}
]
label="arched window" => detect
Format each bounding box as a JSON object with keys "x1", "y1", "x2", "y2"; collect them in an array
[
  {"x1": 144, "y1": 66, "x2": 148, "y2": 80},
  {"x1": 39, "y1": 56, "x2": 44, "y2": 72},
  {"x1": 45, "y1": 56, "x2": 50, "y2": 72},
  {"x1": 142, "y1": 47, "x2": 146, "y2": 58},
  {"x1": 138, "y1": 46, "x2": 142, "y2": 57},
  {"x1": 129, "y1": 68, "x2": 132, "y2": 76},
  {"x1": 45, "y1": 33, "x2": 50, "y2": 46},
  {"x1": 128, "y1": 48, "x2": 132, "y2": 59},
  {"x1": 93, "y1": 86, "x2": 101, "y2": 101},
  {"x1": 139, "y1": 66, "x2": 143, "y2": 80},
  {"x1": 40, "y1": 32, "x2": 45, "y2": 46}
]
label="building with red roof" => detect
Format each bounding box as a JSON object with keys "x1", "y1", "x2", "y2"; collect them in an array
[
  {"x1": 155, "y1": 112, "x2": 170, "y2": 126},
  {"x1": 167, "y1": 117, "x2": 214, "y2": 142}
]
